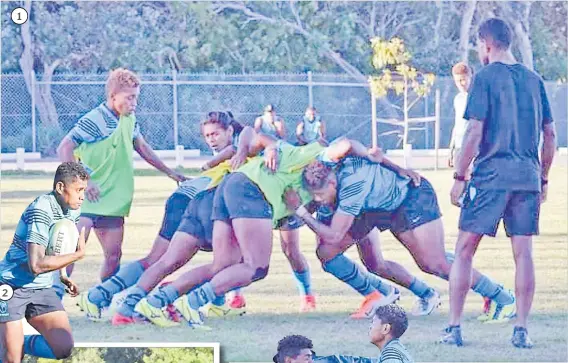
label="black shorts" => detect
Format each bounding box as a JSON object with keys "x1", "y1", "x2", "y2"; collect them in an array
[
  {"x1": 212, "y1": 172, "x2": 273, "y2": 221},
  {"x1": 158, "y1": 193, "x2": 191, "y2": 241},
  {"x1": 0, "y1": 287, "x2": 64, "y2": 323},
  {"x1": 316, "y1": 178, "x2": 442, "y2": 239},
  {"x1": 81, "y1": 214, "x2": 124, "y2": 228},
  {"x1": 177, "y1": 188, "x2": 217, "y2": 252},
  {"x1": 459, "y1": 185, "x2": 540, "y2": 237}
]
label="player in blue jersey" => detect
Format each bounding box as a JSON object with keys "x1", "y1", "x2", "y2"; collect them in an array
[
  {"x1": 441, "y1": 18, "x2": 557, "y2": 348},
  {"x1": 0, "y1": 162, "x2": 88, "y2": 362},
  {"x1": 285, "y1": 151, "x2": 516, "y2": 321}
]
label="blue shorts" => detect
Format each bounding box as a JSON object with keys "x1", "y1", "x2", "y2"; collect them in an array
[
  {"x1": 275, "y1": 215, "x2": 305, "y2": 231},
  {"x1": 81, "y1": 214, "x2": 124, "y2": 228},
  {"x1": 459, "y1": 185, "x2": 540, "y2": 237},
  {"x1": 212, "y1": 172, "x2": 273, "y2": 221},
  {"x1": 0, "y1": 287, "x2": 64, "y2": 323},
  {"x1": 158, "y1": 193, "x2": 191, "y2": 241},
  {"x1": 177, "y1": 188, "x2": 217, "y2": 252},
  {"x1": 316, "y1": 178, "x2": 441, "y2": 238}
]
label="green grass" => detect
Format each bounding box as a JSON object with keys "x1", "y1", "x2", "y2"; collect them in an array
[{"x1": 1, "y1": 168, "x2": 567, "y2": 362}]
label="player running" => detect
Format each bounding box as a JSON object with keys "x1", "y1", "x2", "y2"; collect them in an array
[
  {"x1": 133, "y1": 138, "x2": 399, "y2": 328},
  {"x1": 57, "y1": 68, "x2": 186, "y2": 287},
  {"x1": 0, "y1": 162, "x2": 88, "y2": 362},
  {"x1": 284, "y1": 151, "x2": 516, "y2": 323}
]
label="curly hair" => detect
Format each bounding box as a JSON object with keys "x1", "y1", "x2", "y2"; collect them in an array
[
  {"x1": 105, "y1": 68, "x2": 140, "y2": 98},
  {"x1": 202, "y1": 111, "x2": 244, "y2": 135},
  {"x1": 374, "y1": 304, "x2": 409, "y2": 339},
  {"x1": 53, "y1": 161, "x2": 89, "y2": 190},
  {"x1": 274, "y1": 335, "x2": 314, "y2": 363},
  {"x1": 302, "y1": 160, "x2": 333, "y2": 191}
]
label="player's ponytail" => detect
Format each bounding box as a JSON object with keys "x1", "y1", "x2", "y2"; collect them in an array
[{"x1": 202, "y1": 111, "x2": 244, "y2": 136}]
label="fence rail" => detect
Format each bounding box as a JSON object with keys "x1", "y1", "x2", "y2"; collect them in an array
[{"x1": 1, "y1": 71, "x2": 566, "y2": 156}]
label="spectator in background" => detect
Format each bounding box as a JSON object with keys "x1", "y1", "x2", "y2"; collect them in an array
[
  {"x1": 296, "y1": 107, "x2": 326, "y2": 145},
  {"x1": 448, "y1": 62, "x2": 473, "y2": 178},
  {"x1": 255, "y1": 104, "x2": 286, "y2": 140},
  {"x1": 273, "y1": 335, "x2": 378, "y2": 363}
]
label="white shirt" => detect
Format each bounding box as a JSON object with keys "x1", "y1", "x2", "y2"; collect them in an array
[{"x1": 452, "y1": 92, "x2": 468, "y2": 149}]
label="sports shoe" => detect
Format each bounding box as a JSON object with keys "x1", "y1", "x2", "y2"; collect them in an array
[
  {"x1": 411, "y1": 289, "x2": 441, "y2": 316},
  {"x1": 300, "y1": 295, "x2": 316, "y2": 313},
  {"x1": 438, "y1": 325, "x2": 463, "y2": 346},
  {"x1": 229, "y1": 294, "x2": 246, "y2": 309},
  {"x1": 111, "y1": 311, "x2": 147, "y2": 326},
  {"x1": 350, "y1": 288, "x2": 401, "y2": 319},
  {"x1": 201, "y1": 302, "x2": 246, "y2": 318},
  {"x1": 511, "y1": 326, "x2": 533, "y2": 349},
  {"x1": 484, "y1": 295, "x2": 516, "y2": 324},
  {"x1": 77, "y1": 293, "x2": 103, "y2": 321},
  {"x1": 173, "y1": 296, "x2": 211, "y2": 330},
  {"x1": 134, "y1": 298, "x2": 180, "y2": 328}
]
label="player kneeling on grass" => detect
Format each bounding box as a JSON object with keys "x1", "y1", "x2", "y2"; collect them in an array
[
  {"x1": 273, "y1": 335, "x2": 377, "y2": 363},
  {"x1": 0, "y1": 162, "x2": 88, "y2": 363},
  {"x1": 135, "y1": 138, "x2": 400, "y2": 329},
  {"x1": 285, "y1": 151, "x2": 516, "y2": 322}
]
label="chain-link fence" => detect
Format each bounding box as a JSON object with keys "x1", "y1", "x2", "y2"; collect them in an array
[{"x1": 1, "y1": 72, "x2": 566, "y2": 156}]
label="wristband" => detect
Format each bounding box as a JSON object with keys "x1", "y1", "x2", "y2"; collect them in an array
[
  {"x1": 453, "y1": 172, "x2": 466, "y2": 182},
  {"x1": 542, "y1": 178, "x2": 548, "y2": 186},
  {"x1": 295, "y1": 206, "x2": 309, "y2": 218},
  {"x1": 201, "y1": 163, "x2": 211, "y2": 171}
]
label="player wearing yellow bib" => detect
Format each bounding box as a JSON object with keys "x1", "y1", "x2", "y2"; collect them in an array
[{"x1": 133, "y1": 139, "x2": 398, "y2": 328}]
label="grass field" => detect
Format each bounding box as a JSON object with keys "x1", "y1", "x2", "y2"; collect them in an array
[{"x1": 1, "y1": 167, "x2": 567, "y2": 362}]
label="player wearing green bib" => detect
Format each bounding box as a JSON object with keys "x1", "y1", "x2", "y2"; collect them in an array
[{"x1": 57, "y1": 68, "x2": 186, "y2": 284}]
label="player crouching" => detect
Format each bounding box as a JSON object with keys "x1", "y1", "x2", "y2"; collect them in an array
[{"x1": 0, "y1": 162, "x2": 88, "y2": 362}]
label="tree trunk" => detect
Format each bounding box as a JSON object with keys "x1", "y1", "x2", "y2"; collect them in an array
[
  {"x1": 19, "y1": 0, "x2": 61, "y2": 128},
  {"x1": 459, "y1": 1, "x2": 477, "y2": 63},
  {"x1": 512, "y1": 3, "x2": 534, "y2": 70}
]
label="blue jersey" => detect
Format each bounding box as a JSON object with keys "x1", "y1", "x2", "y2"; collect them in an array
[
  {"x1": 0, "y1": 192, "x2": 81, "y2": 289},
  {"x1": 301, "y1": 116, "x2": 322, "y2": 143},
  {"x1": 378, "y1": 339, "x2": 414, "y2": 363},
  {"x1": 336, "y1": 158, "x2": 410, "y2": 216},
  {"x1": 258, "y1": 115, "x2": 283, "y2": 139}
]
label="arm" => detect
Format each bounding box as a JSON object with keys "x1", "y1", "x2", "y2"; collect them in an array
[
  {"x1": 319, "y1": 121, "x2": 326, "y2": 139},
  {"x1": 202, "y1": 145, "x2": 236, "y2": 171},
  {"x1": 325, "y1": 138, "x2": 373, "y2": 162},
  {"x1": 134, "y1": 136, "x2": 185, "y2": 181},
  {"x1": 315, "y1": 355, "x2": 377, "y2": 363},
  {"x1": 296, "y1": 123, "x2": 307, "y2": 144},
  {"x1": 57, "y1": 136, "x2": 78, "y2": 162},
  {"x1": 254, "y1": 117, "x2": 263, "y2": 133},
  {"x1": 28, "y1": 244, "x2": 84, "y2": 276},
  {"x1": 276, "y1": 119, "x2": 287, "y2": 139},
  {"x1": 541, "y1": 122, "x2": 556, "y2": 182},
  {"x1": 455, "y1": 119, "x2": 483, "y2": 177},
  {"x1": 296, "y1": 207, "x2": 354, "y2": 245}
]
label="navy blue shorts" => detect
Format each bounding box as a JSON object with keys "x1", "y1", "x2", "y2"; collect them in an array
[
  {"x1": 158, "y1": 192, "x2": 191, "y2": 241},
  {"x1": 177, "y1": 188, "x2": 217, "y2": 252},
  {"x1": 81, "y1": 214, "x2": 124, "y2": 228},
  {"x1": 459, "y1": 185, "x2": 540, "y2": 237},
  {"x1": 212, "y1": 172, "x2": 273, "y2": 221},
  {"x1": 316, "y1": 178, "x2": 441, "y2": 238},
  {"x1": 0, "y1": 287, "x2": 64, "y2": 323}
]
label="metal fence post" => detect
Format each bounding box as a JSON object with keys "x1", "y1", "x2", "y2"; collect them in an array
[
  {"x1": 172, "y1": 69, "x2": 179, "y2": 147},
  {"x1": 31, "y1": 70, "x2": 36, "y2": 153},
  {"x1": 434, "y1": 89, "x2": 440, "y2": 170},
  {"x1": 371, "y1": 93, "x2": 377, "y2": 149},
  {"x1": 307, "y1": 71, "x2": 313, "y2": 108}
]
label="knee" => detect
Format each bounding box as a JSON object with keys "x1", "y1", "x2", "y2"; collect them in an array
[
  {"x1": 316, "y1": 244, "x2": 337, "y2": 264},
  {"x1": 251, "y1": 266, "x2": 269, "y2": 282},
  {"x1": 53, "y1": 339, "x2": 74, "y2": 360},
  {"x1": 366, "y1": 260, "x2": 389, "y2": 276},
  {"x1": 417, "y1": 260, "x2": 449, "y2": 278}
]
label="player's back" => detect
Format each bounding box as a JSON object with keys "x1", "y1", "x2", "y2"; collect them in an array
[
  {"x1": 467, "y1": 62, "x2": 548, "y2": 191},
  {"x1": 0, "y1": 193, "x2": 79, "y2": 289}
]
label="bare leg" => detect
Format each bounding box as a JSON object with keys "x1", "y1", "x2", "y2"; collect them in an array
[
  {"x1": 94, "y1": 226, "x2": 124, "y2": 281},
  {"x1": 0, "y1": 320, "x2": 24, "y2": 363},
  {"x1": 28, "y1": 311, "x2": 74, "y2": 359},
  {"x1": 279, "y1": 229, "x2": 309, "y2": 273},
  {"x1": 511, "y1": 236, "x2": 535, "y2": 329}
]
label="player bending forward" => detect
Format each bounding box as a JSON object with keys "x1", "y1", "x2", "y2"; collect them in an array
[
  {"x1": 0, "y1": 162, "x2": 88, "y2": 363},
  {"x1": 284, "y1": 151, "x2": 516, "y2": 323}
]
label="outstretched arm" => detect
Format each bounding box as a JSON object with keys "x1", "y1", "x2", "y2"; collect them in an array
[{"x1": 134, "y1": 136, "x2": 187, "y2": 183}]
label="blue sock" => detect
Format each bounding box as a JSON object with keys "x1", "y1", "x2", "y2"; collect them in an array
[
  {"x1": 23, "y1": 335, "x2": 56, "y2": 359},
  {"x1": 212, "y1": 295, "x2": 226, "y2": 306},
  {"x1": 293, "y1": 269, "x2": 312, "y2": 296},
  {"x1": 101, "y1": 265, "x2": 120, "y2": 283},
  {"x1": 89, "y1": 261, "x2": 145, "y2": 307},
  {"x1": 409, "y1": 278, "x2": 432, "y2": 299},
  {"x1": 187, "y1": 282, "x2": 217, "y2": 310},
  {"x1": 322, "y1": 254, "x2": 376, "y2": 296},
  {"x1": 473, "y1": 275, "x2": 514, "y2": 305},
  {"x1": 52, "y1": 271, "x2": 65, "y2": 300},
  {"x1": 366, "y1": 272, "x2": 394, "y2": 296},
  {"x1": 147, "y1": 284, "x2": 179, "y2": 309},
  {"x1": 116, "y1": 286, "x2": 147, "y2": 317}
]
